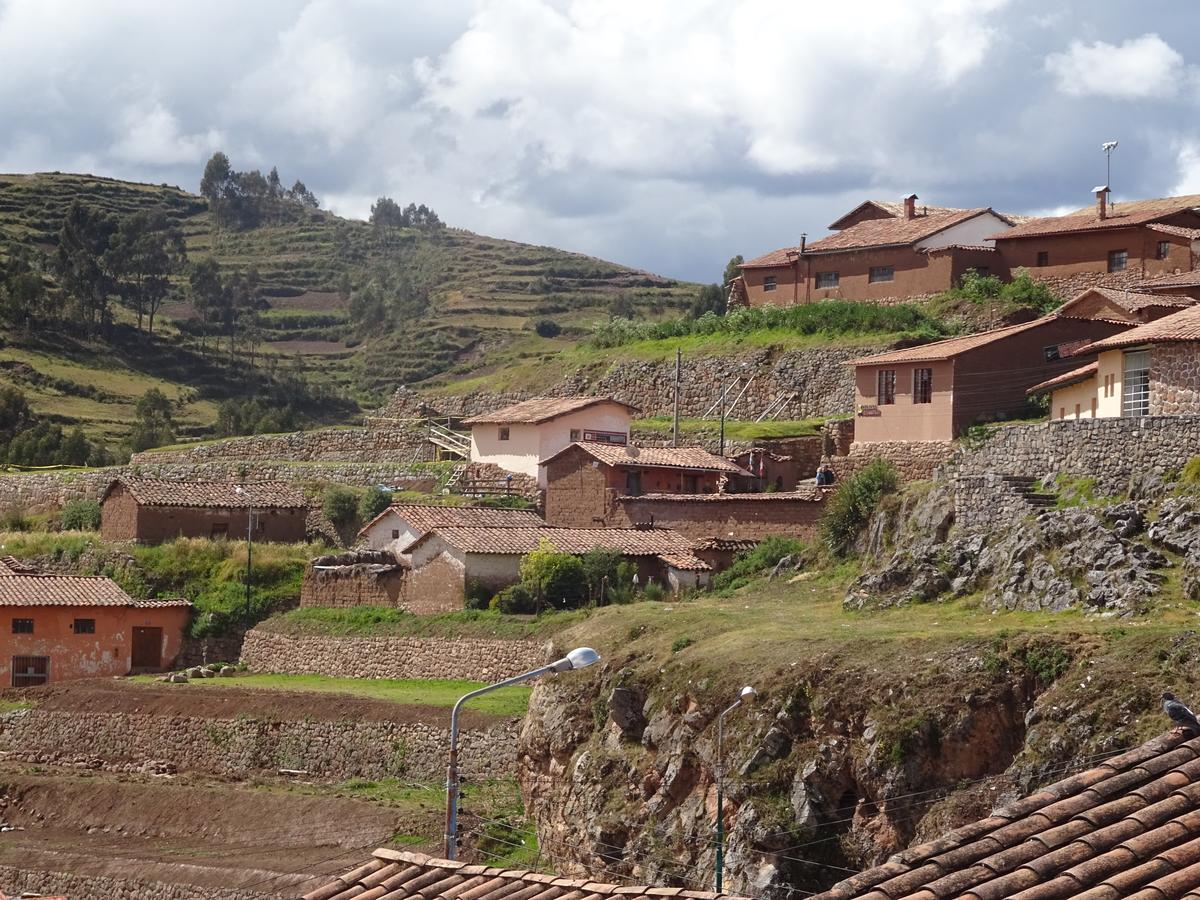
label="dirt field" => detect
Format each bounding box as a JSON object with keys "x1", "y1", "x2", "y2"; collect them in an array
[{"x1": 4, "y1": 678, "x2": 505, "y2": 729}]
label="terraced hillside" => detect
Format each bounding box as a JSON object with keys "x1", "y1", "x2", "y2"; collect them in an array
[{"x1": 0, "y1": 172, "x2": 696, "y2": 443}]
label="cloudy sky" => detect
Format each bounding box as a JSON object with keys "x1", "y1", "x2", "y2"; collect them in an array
[{"x1": 2, "y1": 0, "x2": 1199, "y2": 281}]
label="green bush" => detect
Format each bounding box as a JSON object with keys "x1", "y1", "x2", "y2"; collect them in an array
[
  {"x1": 820, "y1": 460, "x2": 900, "y2": 557},
  {"x1": 711, "y1": 536, "x2": 806, "y2": 591},
  {"x1": 519, "y1": 541, "x2": 587, "y2": 609},
  {"x1": 642, "y1": 582, "x2": 666, "y2": 602},
  {"x1": 464, "y1": 580, "x2": 492, "y2": 611},
  {"x1": 60, "y1": 499, "x2": 101, "y2": 531},
  {"x1": 534, "y1": 318, "x2": 562, "y2": 338},
  {"x1": 2, "y1": 507, "x2": 30, "y2": 532},
  {"x1": 1180, "y1": 457, "x2": 1200, "y2": 485},
  {"x1": 358, "y1": 486, "x2": 392, "y2": 523},
  {"x1": 323, "y1": 486, "x2": 359, "y2": 526},
  {"x1": 490, "y1": 583, "x2": 537, "y2": 614}
]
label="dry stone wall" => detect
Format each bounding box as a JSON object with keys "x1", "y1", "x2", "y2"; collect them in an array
[
  {"x1": 0, "y1": 866, "x2": 275, "y2": 900},
  {"x1": 1152, "y1": 344, "x2": 1200, "y2": 416},
  {"x1": 241, "y1": 629, "x2": 548, "y2": 681},
  {"x1": 828, "y1": 440, "x2": 957, "y2": 482},
  {"x1": 130, "y1": 427, "x2": 433, "y2": 465},
  {"x1": 0, "y1": 708, "x2": 517, "y2": 782}
]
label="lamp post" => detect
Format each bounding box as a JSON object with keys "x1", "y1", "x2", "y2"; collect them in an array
[
  {"x1": 715, "y1": 685, "x2": 757, "y2": 893},
  {"x1": 233, "y1": 485, "x2": 253, "y2": 621},
  {"x1": 444, "y1": 646, "x2": 600, "y2": 860}
]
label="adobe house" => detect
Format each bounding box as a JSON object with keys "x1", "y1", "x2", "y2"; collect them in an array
[
  {"x1": 1138, "y1": 270, "x2": 1200, "y2": 302},
  {"x1": 1031, "y1": 303, "x2": 1200, "y2": 420},
  {"x1": 403, "y1": 524, "x2": 711, "y2": 599},
  {"x1": 463, "y1": 396, "x2": 639, "y2": 485},
  {"x1": 101, "y1": 477, "x2": 309, "y2": 543},
  {"x1": 357, "y1": 503, "x2": 545, "y2": 559},
  {"x1": 850, "y1": 315, "x2": 1126, "y2": 442},
  {"x1": 989, "y1": 190, "x2": 1200, "y2": 294},
  {"x1": 740, "y1": 196, "x2": 1014, "y2": 306},
  {"x1": 1054, "y1": 286, "x2": 1197, "y2": 324},
  {"x1": 0, "y1": 557, "x2": 190, "y2": 685},
  {"x1": 541, "y1": 442, "x2": 755, "y2": 527}
]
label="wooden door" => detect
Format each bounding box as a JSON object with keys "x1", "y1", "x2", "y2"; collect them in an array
[{"x1": 131, "y1": 627, "x2": 162, "y2": 670}]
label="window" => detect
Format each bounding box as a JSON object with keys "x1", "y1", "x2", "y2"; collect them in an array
[
  {"x1": 1103, "y1": 373, "x2": 1116, "y2": 398},
  {"x1": 1107, "y1": 249, "x2": 1128, "y2": 273},
  {"x1": 210, "y1": 523, "x2": 228, "y2": 539},
  {"x1": 816, "y1": 272, "x2": 839, "y2": 289},
  {"x1": 72, "y1": 618, "x2": 95, "y2": 634},
  {"x1": 582, "y1": 429, "x2": 628, "y2": 445},
  {"x1": 11, "y1": 656, "x2": 48, "y2": 688},
  {"x1": 12, "y1": 618, "x2": 33, "y2": 634},
  {"x1": 625, "y1": 471, "x2": 643, "y2": 496},
  {"x1": 1036, "y1": 251, "x2": 1049, "y2": 267},
  {"x1": 683, "y1": 474, "x2": 699, "y2": 492},
  {"x1": 1091, "y1": 397, "x2": 1098, "y2": 418},
  {"x1": 569, "y1": 429, "x2": 581, "y2": 441},
  {"x1": 391, "y1": 529, "x2": 400, "y2": 540},
  {"x1": 498, "y1": 427, "x2": 510, "y2": 441},
  {"x1": 1074, "y1": 404, "x2": 1081, "y2": 420},
  {"x1": 868, "y1": 266, "x2": 894, "y2": 283},
  {"x1": 1043, "y1": 345, "x2": 1061, "y2": 362},
  {"x1": 913, "y1": 368, "x2": 933, "y2": 404},
  {"x1": 763, "y1": 276, "x2": 778, "y2": 292},
  {"x1": 1122, "y1": 349, "x2": 1150, "y2": 417},
  {"x1": 1157, "y1": 241, "x2": 1171, "y2": 261},
  {"x1": 877, "y1": 369, "x2": 896, "y2": 405}
]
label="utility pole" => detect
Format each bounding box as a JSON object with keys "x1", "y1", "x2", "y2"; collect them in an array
[
  {"x1": 672, "y1": 348, "x2": 681, "y2": 448},
  {"x1": 234, "y1": 485, "x2": 254, "y2": 621}
]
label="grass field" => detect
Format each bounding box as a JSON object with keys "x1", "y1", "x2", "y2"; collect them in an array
[{"x1": 132, "y1": 672, "x2": 532, "y2": 717}]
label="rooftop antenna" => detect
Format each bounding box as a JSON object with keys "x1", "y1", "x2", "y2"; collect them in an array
[{"x1": 1102, "y1": 140, "x2": 1119, "y2": 197}]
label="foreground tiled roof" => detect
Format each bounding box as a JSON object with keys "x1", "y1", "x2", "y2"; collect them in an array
[
  {"x1": 405, "y1": 526, "x2": 708, "y2": 569},
  {"x1": 302, "y1": 848, "x2": 752, "y2": 900},
  {"x1": 546, "y1": 442, "x2": 753, "y2": 475},
  {"x1": 1077, "y1": 304, "x2": 1200, "y2": 353},
  {"x1": 990, "y1": 194, "x2": 1200, "y2": 241},
  {"x1": 1027, "y1": 361, "x2": 1099, "y2": 395},
  {"x1": 1139, "y1": 272, "x2": 1200, "y2": 290},
  {"x1": 360, "y1": 504, "x2": 544, "y2": 538},
  {"x1": 1057, "y1": 288, "x2": 1198, "y2": 319},
  {"x1": 108, "y1": 477, "x2": 308, "y2": 509},
  {"x1": 463, "y1": 396, "x2": 639, "y2": 425},
  {"x1": 850, "y1": 317, "x2": 1056, "y2": 366},
  {"x1": 804, "y1": 209, "x2": 999, "y2": 255},
  {"x1": 1148, "y1": 223, "x2": 1200, "y2": 241},
  {"x1": 0, "y1": 574, "x2": 188, "y2": 608},
  {"x1": 692, "y1": 537, "x2": 760, "y2": 552},
  {"x1": 814, "y1": 730, "x2": 1200, "y2": 900}
]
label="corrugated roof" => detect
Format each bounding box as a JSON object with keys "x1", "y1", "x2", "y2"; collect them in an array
[
  {"x1": 850, "y1": 317, "x2": 1056, "y2": 366},
  {"x1": 803, "y1": 208, "x2": 999, "y2": 255},
  {"x1": 1027, "y1": 361, "x2": 1099, "y2": 395},
  {"x1": 990, "y1": 195, "x2": 1200, "y2": 241},
  {"x1": 1076, "y1": 304, "x2": 1200, "y2": 353},
  {"x1": 405, "y1": 525, "x2": 708, "y2": 569},
  {"x1": 302, "y1": 848, "x2": 752, "y2": 900},
  {"x1": 812, "y1": 730, "x2": 1200, "y2": 900},
  {"x1": 463, "y1": 396, "x2": 639, "y2": 425},
  {"x1": 545, "y1": 442, "x2": 753, "y2": 475},
  {"x1": 359, "y1": 504, "x2": 544, "y2": 538},
  {"x1": 107, "y1": 477, "x2": 308, "y2": 509}
]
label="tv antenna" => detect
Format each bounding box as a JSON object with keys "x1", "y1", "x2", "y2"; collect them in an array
[{"x1": 1102, "y1": 141, "x2": 1118, "y2": 191}]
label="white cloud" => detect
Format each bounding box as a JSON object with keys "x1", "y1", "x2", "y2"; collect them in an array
[
  {"x1": 1045, "y1": 33, "x2": 1185, "y2": 99},
  {"x1": 110, "y1": 101, "x2": 222, "y2": 166},
  {"x1": 1172, "y1": 141, "x2": 1200, "y2": 195}
]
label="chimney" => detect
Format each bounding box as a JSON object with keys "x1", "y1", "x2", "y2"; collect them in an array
[
  {"x1": 903, "y1": 194, "x2": 918, "y2": 220},
  {"x1": 1095, "y1": 186, "x2": 1109, "y2": 220},
  {"x1": 799, "y1": 233, "x2": 807, "y2": 253}
]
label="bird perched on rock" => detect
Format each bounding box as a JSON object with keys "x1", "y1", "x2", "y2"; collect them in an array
[{"x1": 1162, "y1": 692, "x2": 1200, "y2": 734}]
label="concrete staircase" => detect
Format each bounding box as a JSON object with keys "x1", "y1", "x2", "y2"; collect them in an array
[{"x1": 1001, "y1": 475, "x2": 1058, "y2": 510}]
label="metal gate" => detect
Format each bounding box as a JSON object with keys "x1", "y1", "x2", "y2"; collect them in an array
[{"x1": 11, "y1": 655, "x2": 48, "y2": 687}]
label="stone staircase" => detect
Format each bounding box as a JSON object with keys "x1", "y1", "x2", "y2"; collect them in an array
[{"x1": 1001, "y1": 475, "x2": 1059, "y2": 510}]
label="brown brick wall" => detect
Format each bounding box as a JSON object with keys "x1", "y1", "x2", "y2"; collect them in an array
[
  {"x1": 300, "y1": 565, "x2": 407, "y2": 608},
  {"x1": 615, "y1": 494, "x2": 827, "y2": 541},
  {"x1": 99, "y1": 483, "x2": 139, "y2": 541},
  {"x1": 543, "y1": 448, "x2": 615, "y2": 527},
  {"x1": 408, "y1": 551, "x2": 468, "y2": 614},
  {"x1": 106, "y1": 503, "x2": 308, "y2": 544}
]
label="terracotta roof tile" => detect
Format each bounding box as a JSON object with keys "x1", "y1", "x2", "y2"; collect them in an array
[
  {"x1": 463, "y1": 397, "x2": 638, "y2": 425},
  {"x1": 827, "y1": 199, "x2": 968, "y2": 231},
  {"x1": 0, "y1": 560, "x2": 190, "y2": 609},
  {"x1": 810, "y1": 732, "x2": 1200, "y2": 900},
  {"x1": 1058, "y1": 288, "x2": 1199, "y2": 319},
  {"x1": 804, "y1": 208, "x2": 1000, "y2": 254},
  {"x1": 1146, "y1": 223, "x2": 1200, "y2": 240},
  {"x1": 360, "y1": 504, "x2": 545, "y2": 538},
  {"x1": 1027, "y1": 361, "x2": 1098, "y2": 395},
  {"x1": 990, "y1": 195, "x2": 1200, "y2": 240},
  {"x1": 621, "y1": 490, "x2": 825, "y2": 503},
  {"x1": 107, "y1": 477, "x2": 308, "y2": 509},
  {"x1": 1078, "y1": 305, "x2": 1200, "y2": 353},
  {"x1": 545, "y1": 442, "x2": 753, "y2": 476},
  {"x1": 1138, "y1": 272, "x2": 1200, "y2": 290},
  {"x1": 850, "y1": 316, "x2": 1059, "y2": 366},
  {"x1": 740, "y1": 246, "x2": 800, "y2": 269}
]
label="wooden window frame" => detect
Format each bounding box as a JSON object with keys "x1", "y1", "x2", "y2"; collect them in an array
[
  {"x1": 1036, "y1": 251, "x2": 1049, "y2": 267},
  {"x1": 868, "y1": 266, "x2": 895, "y2": 284},
  {"x1": 913, "y1": 368, "x2": 933, "y2": 404},
  {"x1": 1107, "y1": 249, "x2": 1128, "y2": 273},
  {"x1": 12, "y1": 618, "x2": 33, "y2": 635},
  {"x1": 876, "y1": 369, "x2": 896, "y2": 405},
  {"x1": 72, "y1": 618, "x2": 96, "y2": 635},
  {"x1": 815, "y1": 271, "x2": 839, "y2": 289},
  {"x1": 762, "y1": 276, "x2": 778, "y2": 292},
  {"x1": 498, "y1": 426, "x2": 510, "y2": 441}
]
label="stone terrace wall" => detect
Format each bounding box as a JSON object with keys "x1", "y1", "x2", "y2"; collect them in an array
[
  {"x1": 614, "y1": 493, "x2": 828, "y2": 541},
  {"x1": 241, "y1": 630, "x2": 548, "y2": 682},
  {"x1": 0, "y1": 708, "x2": 517, "y2": 782},
  {"x1": 828, "y1": 440, "x2": 957, "y2": 482},
  {"x1": 954, "y1": 474, "x2": 1038, "y2": 532},
  {"x1": 131, "y1": 427, "x2": 433, "y2": 465},
  {"x1": 0, "y1": 866, "x2": 274, "y2": 900},
  {"x1": 951, "y1": 416, "x2": 1200, "y2": 494}
]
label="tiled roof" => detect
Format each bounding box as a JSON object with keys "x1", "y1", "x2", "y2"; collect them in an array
[
  {"x1": 740, "y1": 245, "x2": 800, "y2": 268},
  {"x1": 108, "y1": 477, "x2": 308, "y2": 509},
  {"x1": 1027, "y1": 361, "x2": 1099, "y2": 395},
  {"x1": 828, "y1": 200, "x2": 967, "y2": 231},
  {"x1": 850, "y1": 317, "x2": 1056, "y2": 366},
  {"x1": 804, "y1": 209, "x2": 998, "y2": 255},
  {"x1": 692, "y1": 537, "x2": 759, "y2": 552},
  {"x1": 990, "y1": 195, "x2": 1200, "y2": 241},
  {"x1": 813, "y1": 730, "x2": 1200, "y2": 900},
  {"x1": 463, "y1": 397, "x2": 639, "y2": 425},
  {"x1": 302, "y1": 848, "x2": 752, "y2": 900},
  {"x1": 1077, "y1": 304, "x2": 1200, "y2": 353},
  {"x1": 405, "y1": 525, "x2": 708, "y2": 569},
  {"x1": 545, "y1": 442, "x2": 753, "y2": 475},
  {"x1": 1057, "y1": 288, "x2": 1198, "y2": 320},
  {"x1": 1139, "y1": 272, "x2": 1200, "y2": 290},
  {"x1": 621, "y1": 489, "x2": 826, "y2": 502},
  {"x1": 1148, "y1": 223, "x2": 1200, "y2": 241},
  {"x1": 359, "y1": 504, "x2": 544, "y2": 538},
  {"x1": 0, "y1": 571, "x2": 188, "y2": 608},
  {"x1": 922, "y1": 244, "x2": 999, "y2": 254}
]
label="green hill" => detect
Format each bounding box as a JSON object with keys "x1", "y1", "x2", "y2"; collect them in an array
[{"x1": 0, "y1": 172, "x2": 696, "y2": 447}]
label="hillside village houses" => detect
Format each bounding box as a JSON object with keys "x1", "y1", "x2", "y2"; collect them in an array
[{"x1": 358, "y1": 503, "x2": 545, "y2": 560}]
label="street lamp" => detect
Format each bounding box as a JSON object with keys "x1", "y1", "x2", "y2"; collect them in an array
[
  {"x1": 444, "y1": 646, "x2": 600, "y2": 860},
  {"x1": 233, "y1": 485, "x2": 253, "y2": 621},
  {"x1": 715, "y1": 685, "x2": 757, "y2": 893}
]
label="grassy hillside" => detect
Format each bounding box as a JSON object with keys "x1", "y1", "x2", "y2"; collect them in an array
[{"x1": 0, "y1": 172, "x2": 697, "y2": 445}]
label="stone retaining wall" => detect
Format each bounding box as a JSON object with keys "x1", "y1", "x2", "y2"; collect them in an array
[
  {"x1": 241, "y1": 630, "x2": 548, "y2": 682},
  {"x1": 951, "y1": 416, "x2": 1200, "y2": 494},
  {"x1": 828, "y1": 440, "x2": 957, "y2": 482},
  {"x1": 130, "y1": 427, "x2": 432, "y2": 465},
  {"x1": 0, "y1": 866, "x2": 275, "y2": 900},
  {"x1": 0, "y1": 708, "x2": 517, "y2": 782},
  {"x1": 953, "y1": 474, "x2": 1036, "y2": 532}
]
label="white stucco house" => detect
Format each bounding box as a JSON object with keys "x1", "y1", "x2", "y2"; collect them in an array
[
  {"x1": 357, "y1": 504, "x2": 545, "y2": 560},
  {"x1": 463, "y1": 396, "x2": 639, "y2": 486}
]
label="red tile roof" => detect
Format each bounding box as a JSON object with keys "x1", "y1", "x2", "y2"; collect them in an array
[
  {"x1": 464, "y1": 396, "x2": 639, "y2": 425},
  {"x1": 1139, "y1": 272, "x2": 1200, "y2": 290},
  {"x1": 359, "y1": 504, "x2": 544, "y2": 538},
  {"x1": 1076, "y1": 304, "x2": 1200, "y2": 353},
  {"x1": 1148, "y1": 223, "x2": 1200, "y2": 241},
  {"x1": 303, "y1": 848, "x2": 752, "y2": 900},
  {"x1": 405, "y1": 525, "x2": 709, "y2": 569},
  {"x1": 850, "y1": 317, "x2": 1057, "y2": 366},
  {"x1": 1056, "y1": 288, "x2": 1198, "y2": 320},
  {"x1": 828, "y1": 200, "x2": 968, "y2": 231},
  {"x1": 106, "y1": 477, "x2": 308, "y2": 509},
  {"x1": 803, "y1": 209, "x2": 1001, "y2": 255},
  {"x1": 989, "y1": 195, "x2": 1200, "y2": 241},
  {"x1": 0, "y1": 569, "x2": 189, "y2": 609},
  {"x1": 545, "y1": 442, "x2": 753, "y2": 475},
  {"x1": 1026, "y1": 361, "x2": 1099, "y2": 395},
  {"x1": 813, "y1": 731, "x2": 1200, "y2": 900},
  {"x1": 622, "y1": 489, "x2": 826, "y2": 502},
  {"x1": 741, "y1": 245, "x2": 800, "y2": 269}
]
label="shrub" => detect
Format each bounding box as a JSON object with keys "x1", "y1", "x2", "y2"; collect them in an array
[
  {"x1": 60, "y1": 499, "x2": 101, "y2": 531},
  {"x1": 581, "y1": 547, "x2": 623, "y2": 605},
  {"x1": 1180, "y1": 457, "x2": 1200, "y2": 486},
  {"x1": 820, "y1": 460, "x2": 900, "y2": 557},
  {"x1": 519, "y1": 540, "x2": 587, "y2": 609},
  {"x1": 671, "y1": 636, "x2": 694, "y2": 652},
  {"x1": 642, "y1": 582, "x2": 666, "y2": 602},
  {"x1": 323, "y1": 486, "x2": 359, "y2": 526},
  {"x1": 490, "y1": 583, "x2": 537, "y2": 614},
  {"x1": 464, "y1": 580, "x2": 491, "y2": 611},
  {"x1": 1, "y1": 507, "x2": 30, "y2": 532},
  {"x1": 358, "y1": 486, "x2": 392, "y2": 523},
  {"x1": 534, "y1": 318, "x2": 562, "y2": 338},
  {"x1": 711, "y1": 535, "x2": 806, "y2": 591}
]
